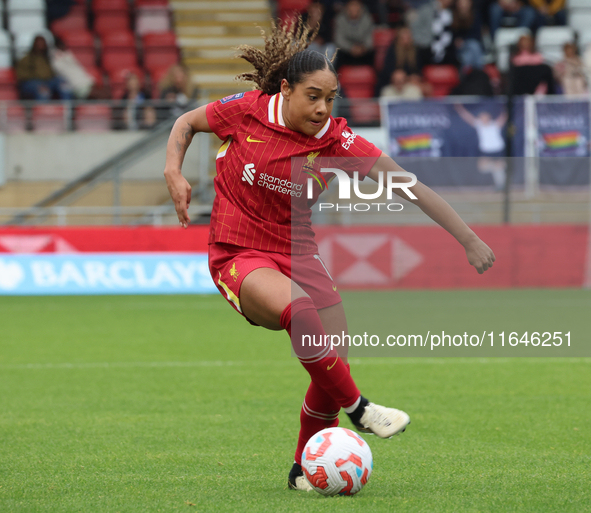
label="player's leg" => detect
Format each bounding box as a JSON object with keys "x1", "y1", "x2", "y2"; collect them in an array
[{"x1": 240, "y1": 267, "x2": 361, "y2": 408}]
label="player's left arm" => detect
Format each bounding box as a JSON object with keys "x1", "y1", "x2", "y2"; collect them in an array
[{"x1": 367, "y1": 153, "x2": 496, "y2": 274}]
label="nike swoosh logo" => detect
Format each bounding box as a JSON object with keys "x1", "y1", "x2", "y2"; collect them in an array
[
  {"x1": 246, "y1": 135, "x2": 265, "y2": 143},
  {"x1": 327, "y1": 357, "x2": 338, "y2": 371},
  {"x1": 332, "y1": 285, "x2": 337, "y2": 291}
]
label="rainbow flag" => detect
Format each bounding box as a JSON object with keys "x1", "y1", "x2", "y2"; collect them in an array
[
  {"x1": 397, "y1": 133, "x2": 432, "y2": 153},
  {"x1": 542, "y1": 131, "x2": 580, "y2": 151}
]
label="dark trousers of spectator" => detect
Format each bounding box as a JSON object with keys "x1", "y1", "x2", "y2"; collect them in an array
[
  {"x1": 19, "y1": 78, "x2": 73, "y2": 101},
  {"x1": 489, "y1": 3, "x2": 537, "y2": 36},
  {"x1": 534, "y1": 9, "x2": 567, "y2": 29},
  {"x1": 335, "y1": 50, "x2": 376, "y2": 70}
]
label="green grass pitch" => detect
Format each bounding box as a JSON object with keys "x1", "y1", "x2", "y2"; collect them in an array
[{"x1": 1, "y1": 290, "x2": 590, "y2": 512}]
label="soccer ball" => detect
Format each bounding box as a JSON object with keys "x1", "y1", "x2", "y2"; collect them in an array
[{"x1": 301, "y1": 427, "x2": 373, "y2": 496}]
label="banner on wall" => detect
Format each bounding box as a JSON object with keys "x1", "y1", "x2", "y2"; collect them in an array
[
  {"x1": 382, "y1": 98, "x2": 525, "y2": 188},
  {"x1": 535, "y1": 101, "x2": 591, "y2": 186},
  {"x1": 0, "y1": 253, "x2": 216, "y2": 295},
  {"x1": 0, "y1": 225, "x2": 587, "y2": 293}
]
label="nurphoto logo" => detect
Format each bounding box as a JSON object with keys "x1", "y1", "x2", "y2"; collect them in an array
[{"x1": 306, "y1": 168, "x2": 418, "y2": 212}]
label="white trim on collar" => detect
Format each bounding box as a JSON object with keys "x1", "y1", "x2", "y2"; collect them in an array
[
  {"x1": 268, "y1": 94, "x2": 276, "y2": 123},
  {"x1": 277, "y1": 93, "x2": 285, "y2": 127},
  {"x1": 314, "y1": 118, "x2": 331, "y2": 139}
]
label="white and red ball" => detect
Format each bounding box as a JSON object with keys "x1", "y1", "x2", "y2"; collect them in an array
[{"x1": 301, "y1": 427, "x2": 373, "y2": 496}]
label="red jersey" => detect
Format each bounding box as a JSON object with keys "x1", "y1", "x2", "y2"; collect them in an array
[{"x1": 205, "y1": 90, "x2": 382, "y2": 254}]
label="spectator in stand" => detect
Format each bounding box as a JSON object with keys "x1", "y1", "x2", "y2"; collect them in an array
[
  {"x1": 51, "y1": 37, "x2": 95, "y2": 99},
  {"x1": 512, "y1": 34, "x2": 555, "y2": 94},
  {"x1": 452, "y1": 0, "x2": 484, "y2": 74},
  {"x1": 121, "y1": 72, "x2": 157, "y2": 129},
  {"x1": 553, "y1": 42, "x2": 586, "y2": 96},
  {"x1": 159, "y1": 64, "x2": 197, "y2": 119},
  {"x1": 408, "y1": 0, "x2": 456, "y2": 66},
  {"x1": 380, "y1": 68, "x2": 423, "y2": 99},
  {"x1": 530, "y1": 0, "x2": 567, "y2": 29},
  {"x1": 376, "y1": 26, "x2": 422, "y2": 94},
  {"x1": 302, "y1": 2, "x2": 336, "y2": 60},
  {"x1": 16, "y1": 35, "x2": 73, "y2": 101},
  {"x1": 333, "y1": 0, "x2": 375, "y2": 69},
  {"x1": 431, "y1": 0, "x2": 457, "y2": 65},
  {"x1": 488, "y1": 0, "x2": 536, "y2": 37}
]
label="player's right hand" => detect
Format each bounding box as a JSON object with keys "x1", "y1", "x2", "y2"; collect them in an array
[{"x1": 164, "y1": 169, "x2": 192, "y2": 228}]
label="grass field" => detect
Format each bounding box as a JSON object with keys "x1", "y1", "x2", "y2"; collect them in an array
[{"x1": 1, "y1": 290, "x2": 590, "y2": 512}]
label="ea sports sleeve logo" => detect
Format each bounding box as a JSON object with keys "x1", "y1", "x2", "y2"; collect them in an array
[{"x1": 241, "y1": 163, "x2": 256, "y2": 185}]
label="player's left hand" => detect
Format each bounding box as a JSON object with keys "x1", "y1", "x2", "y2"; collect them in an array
[{"x1": 465, "y1": 238, "x2": 495, "y2": 274}]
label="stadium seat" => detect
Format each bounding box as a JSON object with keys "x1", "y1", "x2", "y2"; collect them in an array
[
  {"x1": 136, "y1": 5, "x2": 171, "y2": 36},
  {"x1": 494, "y1": 27, "x2": 531, "y2": 72},
  {"x1": 570, "y1": 11, "x2": 591, "y2": 36},
  {"x1": 94, "y1": 13, "x2": 131, "y2": 36},
  {"x1": 50, "y1": 10, "x2": 88, "y2": 36},
  {"x1": 7, "y1": 0, "x2": 46, "y2": 12},
  {"x1": 349, "y1": 99, "x2": 380, "y2": 126},
  {"x1": 75, "y1": 104, "x2": 112, "y2": 131},
  {"x1": 108, "y1": 67, "x2": 145, "y2": 99},
  {"x1": 8, "y1": 12, "x2": 46, "y2": 34},
  {"x1": 61, "y1": 30, "x2": 96, "y2": 69},
  {"x1": 0, "y1": 105, "x2": 27, "y2": 132},
  {"x1": 0, "y1": 30, "x2": 12, "y2": 69},
  {"x1": 422, "y1": 65, "x2": 460, "y2": 97},
  {"x1": 569, "y1": 0, "x2": 591, "y2": 9},
  {"x1": 537, "y1": 26, "x2": 574, "y2": 64},
  {"x1": 373, "y1": 28, "x2": 396, "y2": 72},
  {"x1": 101, "y1": 30, "x2": 138, "y2": 72},
  {"x1": 579, "y1": 30, "x2": 591, "y2": 49},
  {"x1": 142, "y1": 32, "x2": 178, "y2": 72},
  {"x1": 92, "y1": 0, "x2": 130, "y2": 12},
  {"x1": 0, "y1": 68, "x2": 18, "y2": 100},
  {"x1": 338, "y1": 65, "x2": 377, "y2": 98},
  {"x1": 32, "y1": 104, "x2": 67, "y2": 133}
]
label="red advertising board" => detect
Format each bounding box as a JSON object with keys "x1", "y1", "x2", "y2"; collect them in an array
[{"x1": 0, "y1": 225, "x2": 587, "y2": 289}]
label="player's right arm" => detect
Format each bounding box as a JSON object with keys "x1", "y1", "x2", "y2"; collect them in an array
[{"x1": 164, "y1": 105, "x2": 212, "y2": 228}]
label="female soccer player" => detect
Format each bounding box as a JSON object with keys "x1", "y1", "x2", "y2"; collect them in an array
[{"x1": 164, "y1": 21, "x2": 495, "y2": 491}]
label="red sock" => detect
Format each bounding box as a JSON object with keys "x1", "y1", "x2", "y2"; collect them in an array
[
  {"x1": 294, "y1": 381, "x2": 340, "y2": 465},
  {"x1": 280, "y1": 297, "x2": 359, "y2": 409}
]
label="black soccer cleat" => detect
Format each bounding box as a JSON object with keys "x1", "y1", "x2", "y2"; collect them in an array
[{"x1": 288, "y1": 462, "x2": 313, "y2": 492}]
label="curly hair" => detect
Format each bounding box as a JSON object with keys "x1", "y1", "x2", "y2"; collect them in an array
[{"x1": 235, "y1": 18, "x2": 336, "y2": 95}]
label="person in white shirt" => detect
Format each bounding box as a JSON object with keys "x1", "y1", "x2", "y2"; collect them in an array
[
  {"x1": 380, "y1": 69, "x2": 423, "y2": 101},
  {"x1": 455, "y1": 103, "x2": 508, "y2": 190}
]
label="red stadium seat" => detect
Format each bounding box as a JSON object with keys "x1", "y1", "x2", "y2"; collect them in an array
[
  {"x1": 61, "y1": 30, "x2": 96, "y2": 69},
  {"x1": 92, "y1": 0, "x2": 130, "y2": 12},
  {"x1": 32, "y1": 104, "x2": 67, "y2": 132},
  {"x1": 338, "y1": 65, "x2": 377, "y2": 98},
  {"x1": 102, "y1": 50, "x2": 139, "y2": 72},
  {"x1": 108, "y1": 67, "x2": 145, "y2": 99},
  {"x1": 373, "y1": 28, "x2": 395, "y2": 71},
  {"x1": 50, "y1": 11, "x2": 87, "y2": 36},
  {"x1": 422, "y1": 65, "x2": 460, "y2": 97},
  {"x1": 349, "y1": 99, "x2": 380, "y2": 125},
  {"x1": 94, "y1": 13, "x2": 130, "y2": 36},
  {"x1": 1, "y1": 105, "x2": 27, "y2": 132},
  {"x1": 0, "y1": 69, "x2": 18, "y2": 100},
  {"x1": 0, "y1": 87, "x2": 19, "y2": 100},
  {"x1": 142, "y1": 32, "x2": 178, "y2": 72},
  {"x1": 0, "y1": 68, "x2": 17, "y2": 85},
  {"x1": 101, "y1": 31, "x2": 138, "y2": 72},
  {"x1": 101, "y1": 31, "x2": 136, "y2": 48},
  {"x1": 75, "y1": 104, "x2": 112, "y2": 131}
]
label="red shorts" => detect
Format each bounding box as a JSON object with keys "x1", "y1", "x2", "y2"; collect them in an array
[{"x1": 208, "y1": 242, "x2": 341, "y2": 322}]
